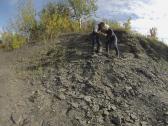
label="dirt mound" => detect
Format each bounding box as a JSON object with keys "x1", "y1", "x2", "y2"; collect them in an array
[{"x1": 24, "y1": 32, "x2": 168, "y2": 126}]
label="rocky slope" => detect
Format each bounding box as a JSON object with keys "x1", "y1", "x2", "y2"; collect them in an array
[{"x1": 25, "y1": 31, "x2": 168, "y2": 126}]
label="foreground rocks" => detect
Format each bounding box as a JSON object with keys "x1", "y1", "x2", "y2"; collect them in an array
[{"x1": 26, "y1": 33, "x2": 168, "y2": 126}]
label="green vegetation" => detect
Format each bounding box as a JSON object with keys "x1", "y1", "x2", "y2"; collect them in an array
[
  {"x1": 0, "y1": 0, "x2": 163, "y2": 50},
  {"x1": 123, "y1": 18, "x2": 131, "y2": 32},
  {"x1": 68, "y1": 0, "x2": 97, "y2": 28},
  {"x1": 1, "y1": 0, "x2": 98, "y2": 49},
  {"x1": 1, "y1": 32, "x2": 26, "y2": 50}
]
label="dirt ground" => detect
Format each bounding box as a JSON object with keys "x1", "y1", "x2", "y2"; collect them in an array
[
  {"x1": 0, "y1": 33, "x2": 168, "y2": 126},
  {"x1": 0, "y1": 44, "x2": 73, "y2": 126},
  {"x1": 0, "y1": 50, "x2": 29, "y2": 126}
]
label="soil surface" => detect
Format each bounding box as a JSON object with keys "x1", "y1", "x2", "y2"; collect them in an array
[
  {"x1": 0, "y1": 50, "x2": 29, "y2": 126},
  {"x1": 0, "y1": 32, "x2": 168, "y2": 126}
]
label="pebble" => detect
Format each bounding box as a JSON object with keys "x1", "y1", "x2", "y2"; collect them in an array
[
  {"x1": 164, "y1": 112, "x2": 168, "y2": 116},
  {"x1": 71, "y1": 102, "x2": 79, "y2": 108},
  {"x1": 57, "y1": 93, "x2": 66, "y2": 100},
  {"x1": 97, "y1": 116, "x2": 104, "y2": 123},
  {"x1": 109, "y1": 105, "x2": 117, "y2": 111},
  {"x1": 103, "y1": 109, "x2": 109, "y2": 116},
  {"x1": 110, "y1": 115, "x2": 121, "y2": 126},
  {"x1": 130, "y1": 113, "x2": 138, "y2": 121},
  {"x1": 125, "y1": 86, "x2": 132, "y2": 92},
  {"x1": 92, "y1": 104, "x2": 100, "y2": 112},
  {"x1": 140, "y1": 121, "x2": 148, "y2": 126},
  {"x1": 84, "y1": 96, "x2": 92, "y2": 103}
]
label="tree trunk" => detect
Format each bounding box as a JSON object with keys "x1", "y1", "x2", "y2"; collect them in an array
[{"x1": 79, "y1": 18, "x2": 82, "y2": 29}]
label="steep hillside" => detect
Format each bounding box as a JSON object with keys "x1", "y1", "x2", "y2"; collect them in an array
[{"x1": 24, "y1": 31, "x2": 168, "y2": 126}]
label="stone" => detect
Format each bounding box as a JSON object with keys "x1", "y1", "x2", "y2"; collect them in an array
[
  {"x1": 84, "y1": 96, "x2": 92, "y2": 103},
  {"x1": 107, "y1": 104, "x2": 117, "y2": 111},
  {"x1": 92, "y1": 104, "x2": 100, "y2": 112},
  {"x1": 71, "y1": 102, "x2": 79, "y2": 108},
  {"x1": 130, "y1": 113, "x2": 138, "y2": 121},
  {"x1": 86, "y1": 111, "x2": 92, "y2": 118},
  {"x1": 75, "y1": 117, "x2": 87, "y2": 126},
  {"x1": 106, "y1": 88, "x2": 114, "y2": 99},
  {"x1": 103, "y1": 109, "x2": 109, "y2": 116},
  {"x1": 10, "y1": 113, "x2": 21, "y2": 124},
  {"x1": 125, "y1": 116, "x2": 133, "y2": 123},
  {"x1": 125, "y1": 86, "x2": 132, "y2": 92},
  {"x1": 57, "y1": 93, "x2": 66, "y2": 100},
  {"x1": 140, "y1": 121, "x2": 148, "y2": 126},
  {"x1": 59, "y1": 88, "x2": 66, "y2": 92},
  {"x1": 97, "y1": 116, "x2": 104, "y2": 123},
  {"x1": 164, "y1": 112, "x2": 168, "y2": 116},
  {"x1": 110, "y1": 115, "x2": 121, "y2": 125}
]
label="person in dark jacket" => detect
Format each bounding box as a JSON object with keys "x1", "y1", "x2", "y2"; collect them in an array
[
  {"x1": 92, "y1": 23, "x2": 103, "y2": 53},
  {"x1": 105, "y1": 28, "x2": 119, "y2": 57},
  {"x1": 92, "y1": 22, "x2": 119, "y2": 57}
]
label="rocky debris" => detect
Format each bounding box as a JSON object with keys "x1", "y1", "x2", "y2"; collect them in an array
[
  {"x1": 140, "y1": 121, "x2": 148, "y2": 126},
  {"x1": 41, "y1": 120, "x2": 51, "y2": 126},
  {"x1": 55, "y1": 93, "x2": 66, "y2": 100},
  {"x1": 130, "y1": 113, "x2": 138, "y2": 122},
  {"x1": 110, "y1": 115, "x2": 122, "y2": 125},
  {"x1": 164, "y1": 112, "x2": 168, "y2": 124},
  {"x1": 83, "y1": 96, "x2": 92, "y2": 103},
  {"x1": 27, "y1": 33, "x2": 168, "y2": 126},
  {"x1": 28, "y1": 90, "x2": 39, "y2": 103},
  {"x1": 10, "y1": 113, "x2": 30, "y2": 126},
  {"x1": 70, "y1": 102, "x2": 79, "y2": 108}
]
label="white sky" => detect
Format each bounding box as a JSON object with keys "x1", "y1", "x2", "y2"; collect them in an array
[
  {"x1": 97, "y1": 0, "x2": 168, "y2": 44},
  {"x1": 131, "y1": 0, "x2": 168, "y2": 43},
  {"x1": 0, "y1": 27, "x2": 2, "y2": 38},
  {"x1": 1, "y1": 0, "x2": 168, "y2": 44}
]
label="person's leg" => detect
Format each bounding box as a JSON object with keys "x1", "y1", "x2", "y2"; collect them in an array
[
  {"x1": 106, "y1": 37, "x2": 110, "y2": 56},
  {"x1": 114, "y1": 42, "x2": 120, "y2": 57},
  {"x1": 96, "y1": 35, "x2": 102, "y2": 53},
  {"x1": 91, "y1": 33, "x2": 96, "y2": 52}
]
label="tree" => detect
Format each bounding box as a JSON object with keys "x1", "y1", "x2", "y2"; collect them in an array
[
  {"x1": 19, "y1": 0, "x2": 37, "y2": 42},
  {"x1": 41, "y1": 2, "x2": 71, "y2": 17},
  {"x1": 40, "y1": 2, "x2": 75, "y2": 39},
  {"x1": 149, "y1": 27, "x2": 158, "y2": 39},
  {"x1": 6, "y1": 0, "x2": 37, "y2": 42},
  {"x1": 123, "y1": 17, "x2": 131, "y2": 31},
  {"x1": 68, "y1": 0, "x2": 97, "y2": 28}
]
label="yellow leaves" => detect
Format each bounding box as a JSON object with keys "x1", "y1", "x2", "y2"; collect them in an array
[
  {"x1": 1, "y1": 33, "x2": 26, "y2": 49},
  {"x1": 11, "y1": 34, "x2": 26, "y2": 49},
  {"x1": 41, "y1": 12, "x2": 81, "y2": 39}
]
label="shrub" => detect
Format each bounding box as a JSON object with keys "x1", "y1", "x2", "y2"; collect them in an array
[
  {"x1": 40, "y1": 12, "x2": 80, "y2": 39},
  {"x1": 123, "y1": 18, "x2": 131, "y2": 32},
  {"x1": 11, "y1": 34, "x2": 26, "y2": 49},
  {"x1": 103, "y1": 19, "x2": 125, "y2": 31},
  {"x1": 1, "y1": 32, "x2": 26, "y2": 50}
]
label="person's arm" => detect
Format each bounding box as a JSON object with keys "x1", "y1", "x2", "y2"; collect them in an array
[{"x1": 96, "y1": 31, "x2": 107, "y2": 36}]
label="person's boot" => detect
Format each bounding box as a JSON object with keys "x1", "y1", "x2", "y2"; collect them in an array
[
  {"x1": 96, "y1": 46, "x2": 100, "y2": 53},
  {"x1": 99, "y1": 47, "x2": 103, "y2": 53},
  {"x1": 105, "y1": 52, "x2": 109, "y2": 57},
  {"x1": 91, "y1": 47, "x2": 95, "y2": 54}
]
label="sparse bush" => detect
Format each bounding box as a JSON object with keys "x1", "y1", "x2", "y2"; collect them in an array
[
  {"x1": 1, "y1": 32, "x2": 26, "y2": 50},
  {"x1": 123, "y1": 18, "x2": 131, "y2": 32},
  {"x1": 103, "y1": 19, "x2": 125, "y2": 31},
  {"x1": 148, "y1": 27, "x2": 158, "y2": 40},
  {"x1": 68, "y1": 0, "x2": 97, "y2": 29},
  {"x1": 1, "y1": 32, "x2": 13, "y2": 49},
  {"x1": 0, "y1": 40, "x2": 5, "y2": 49},
  {"x1": 39, "y1": 1, "x2": 87, "y2": 39},
  {"x1": 28, "y1": 44, "x2": 66, "y2": 71},
  {"x1": 11, "y1": 34, "x2": 26, "y2": 49}
]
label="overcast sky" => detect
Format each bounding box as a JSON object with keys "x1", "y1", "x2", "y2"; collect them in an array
[
  {"x1": 0, "y1": 0, "x2": 168, "y2": 44},
  {"x1": 96, "y1": 0, "x2": 168, "y2": 44}
]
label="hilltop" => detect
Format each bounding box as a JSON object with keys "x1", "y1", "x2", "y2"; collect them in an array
[{"x1": 0, "y1": 31, "x2": 168, "y2": 126}]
